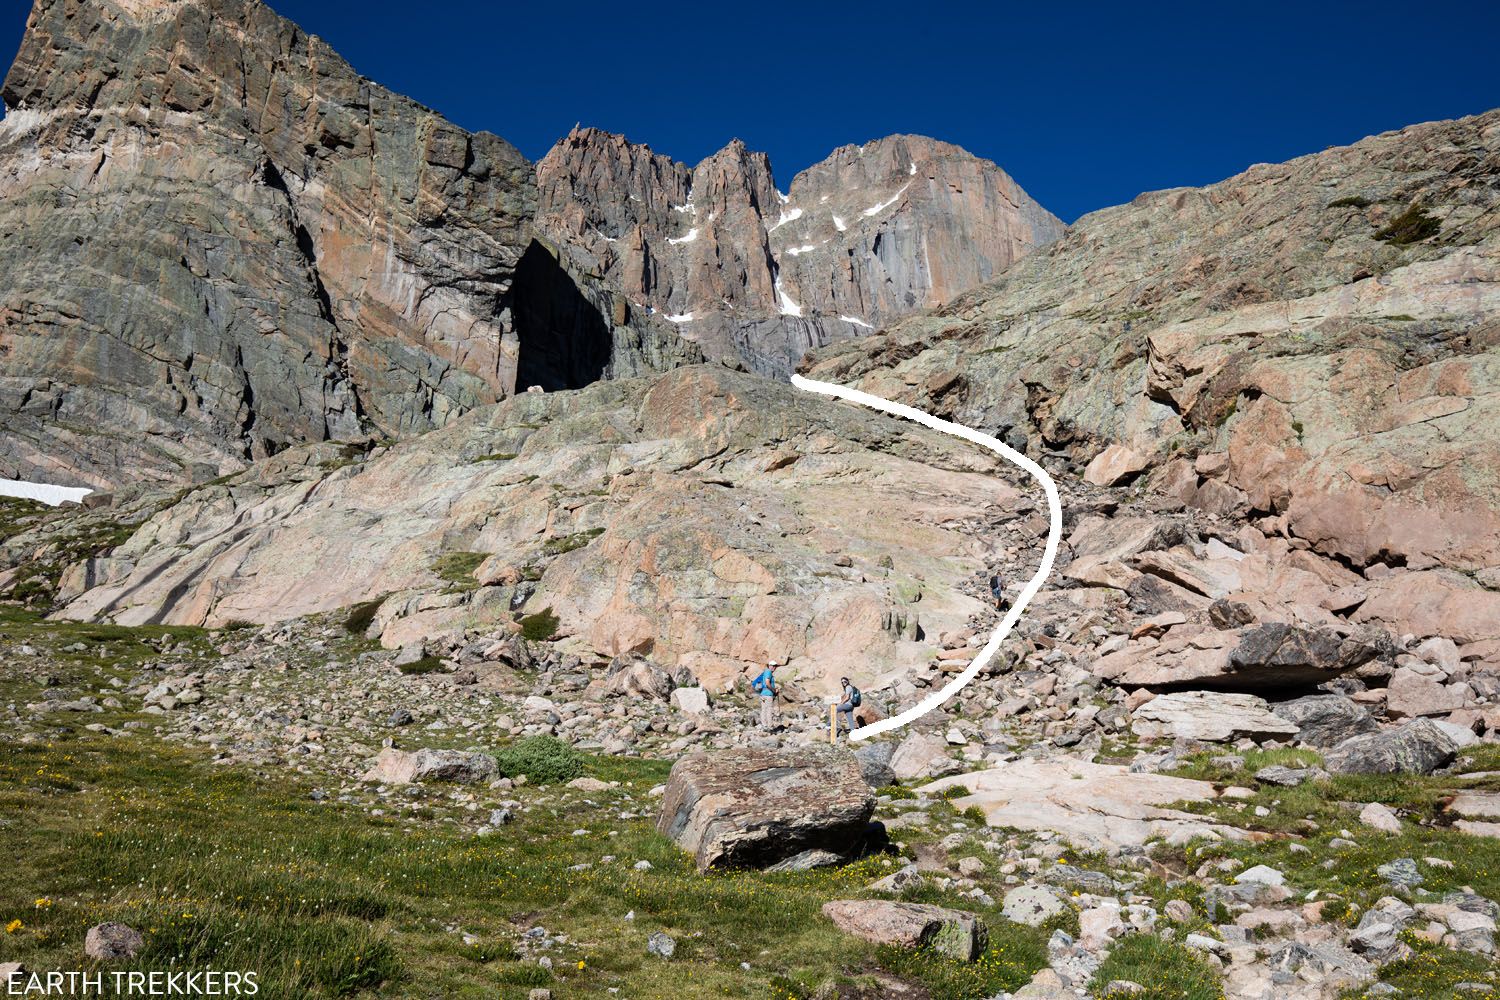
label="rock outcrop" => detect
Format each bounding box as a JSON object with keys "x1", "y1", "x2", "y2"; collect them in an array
[
  {"x1": 39, "y1": 366, "x2": 1006, "y2": 695},
  {"x1": 536, "y1": 128, "x2": 1063, "y2": 376},
  {"x1": 922, "y1": 758, "x2": 1245, "y2": 852},
  {"x1": 656, "y1": 745, "x2": 875, "y2": 870}
]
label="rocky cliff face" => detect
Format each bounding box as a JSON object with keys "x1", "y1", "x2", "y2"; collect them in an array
[
  {"x1": 806, "y1": 111, "x2": 1500, "y2": 610},
  {"x1": 0, "y1": 0, "x2": 1048, "y2": 491},
  {"x1": 0, "y1": 0, "x2": 696, "y2": 490},
  {"x1": 536, "y1": 128, "x2": 1064, "y2": 375}
]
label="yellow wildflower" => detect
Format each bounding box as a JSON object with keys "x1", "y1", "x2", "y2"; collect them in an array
[{"x1": 5, "y1": 919, "x2": 22, "y2": 934}]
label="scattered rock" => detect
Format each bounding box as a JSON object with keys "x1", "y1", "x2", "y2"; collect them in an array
[
  {"x1": 821, "y1": 900, "x2": 987, "y2": 962},
  {"x1": 84, "y1": 922, "x2": 144, "y2": 960}
]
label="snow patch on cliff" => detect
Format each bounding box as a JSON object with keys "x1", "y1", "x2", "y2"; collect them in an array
[
  {"x1": 862, "y1": 183, "x2": 910, "y2": 218},
  {"x1": 0, "y1": 479, "x2": 93, "y2": 506},
  {"x1": 774, "y1": 277, "x2": 803, "y2": 317}
]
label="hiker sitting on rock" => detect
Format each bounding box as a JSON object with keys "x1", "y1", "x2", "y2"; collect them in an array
[
  {"x1": 752, "y1": 661, "x2": 779, "y2": 729},
  {"x1": 836, "y1": 676, "x2": 862, "y2": 736}
]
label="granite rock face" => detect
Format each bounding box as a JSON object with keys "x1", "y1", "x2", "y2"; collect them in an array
[
  {"x1": 0, "y1": 0, "x2": 688, "y2": 490},
  {"x1": 41, "y1": 366, "x2": 1009, "y2": 696},
  {"x1": 805, "y1": 110, "x2": 1500, "y2": 595},
  {"x1": 536, "y1": 128, "x2": 1064, "y2": 376}
]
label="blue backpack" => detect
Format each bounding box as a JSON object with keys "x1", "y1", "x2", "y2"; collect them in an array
[{"x1": 752, "y1": 669, "x2": 774, "y2": 694}]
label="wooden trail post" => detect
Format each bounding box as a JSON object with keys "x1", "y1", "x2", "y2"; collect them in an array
[{"x1": 829, "y1": 703, "x2": 836, "y2": 744}]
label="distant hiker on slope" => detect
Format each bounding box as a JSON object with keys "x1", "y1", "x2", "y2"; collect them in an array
[
  {"x1": 752, "y1": 661, "x2": 779, "y2": 729},
  {"x1": 835, "y1": 676, "x2": 862, "y2": 737},
  {"x1": 989, "y1": 572, "x2": 1009, "y2": 612}
]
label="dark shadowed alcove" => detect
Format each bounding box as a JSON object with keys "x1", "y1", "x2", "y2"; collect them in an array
[{"x1": 512, "y1": 240, "x2": 611, "y2": 392}]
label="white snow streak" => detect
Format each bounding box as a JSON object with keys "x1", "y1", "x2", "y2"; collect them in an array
[
  {"x1": 832, "y1": 214, "x2": 847, "y2": 232},
  {"x1": 768, "y1": 207, "x2": 803, "y2": 232},
  {"x1": 667, "y1": 228, "x2": 699, "y2": 245},
  {"x1": 909, "y1": 161, "x2": 917, "y2": 175},
  {"x1": 839, "y1": 315, "x2": 875, "y2": 329},
  {"x1": 785, "y1": 245, "x2": 817, "y2": 256},
  {"x1": 774, "y1": 277, "x2": 803, "y2": 317},
  {"x1": 0, "y1": 478, "x2": 93, "y2": 506},
  {"x1": 664, "y1": 312, "x2": 695, "y2": 323},
  {"x1": 862, "y1": 182, "x2": 910, "y2": 218}
]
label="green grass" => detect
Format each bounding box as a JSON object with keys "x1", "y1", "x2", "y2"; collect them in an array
[
  {"x1": 471, "y1": 453, "x2": 518, "y2": 463},
  {"x1": 1166, "y1": 747, "x2": 1322, "y2": 783},
  {"x1": 1090, "y1": 934, "x2": 1225, "y2": 1000},
  {"x1": 1373, "y1": 936, "x2": 1500, "y2": 999},
  {"x1": 1327, "y1": 195, "x2": 1371, "y2": 209},
  {"x1": 344, "y1": 597, "x2": 388, "y2": 636},
  {"x1": 432, "y1": 551, "x2": 488, "y2": 590},
  {"x1": 395, "y1": 655, "x2": 446, "y2": 676},
  {"x1": 1165, "y1": 745, "x2": 1500, "y2": 915},
  {"x1": 873, "y1": 933, "x2": 1048, "y2": 1000},
  {"x1": 519, "y1": 607, "x2": 560, "y2": 642},
  {"x1": 541, "y1": 528, "x2": 605, "y2": 557},
  {"x1": 1376, "y1": 204, "x2": 1441, "y2": 245},
  {"x1": 0, "y1": 735, "x2": 1046, "y2": 999}
]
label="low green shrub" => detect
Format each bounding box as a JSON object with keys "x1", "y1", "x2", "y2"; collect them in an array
[
  {"x1": 519, "y1": 607, "x2": 559, "y2": 641},
  {"x1": 493, "y1": 735, "x2": 583, "y2": 785}
]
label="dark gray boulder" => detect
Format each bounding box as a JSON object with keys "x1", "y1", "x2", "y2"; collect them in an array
[
  {"x1": 1227, "y1": 624, "x2": 1386, "y2": 687},
  {"x1": 1271, "y1": 694, "x2": 1378, "y2": 747},
  {"x1": 656, "y1": 745, "x2": 875, "y2": 871},
  {"x1": 1324, "y1": 720, "x2": 1458, "y2": 776},
  {"x1": 853, "y1": 741, "x2": 897, "y2": 789}
]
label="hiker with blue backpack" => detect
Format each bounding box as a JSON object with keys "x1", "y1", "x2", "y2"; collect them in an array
[
  {"x1": 836, "y1": 676, "x2": 862, "y2": 737},
  {"x1": 752, "y1": 661, "x2": 779, "y2": 729}
]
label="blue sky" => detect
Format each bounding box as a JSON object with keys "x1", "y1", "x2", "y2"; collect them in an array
[{"x1": 5, "y1": 0, "x2": 1498, "y2": 222}]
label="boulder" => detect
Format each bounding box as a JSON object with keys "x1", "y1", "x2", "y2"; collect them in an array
[
  {"x1": 656, "y1": 745, "x2": 875, "y2": 870},
  {"x1": 1387, "y1": 666, "x2": 1467, "y2": 718},
  {"x1": 1002, "y1": 886, "x2": 1069, "y2": 927},
  {"x1": 889, "y1": 731, "x2": 963, "y2": 781},
  {"x1": 1132, "y1": 691, "x2": 1299, "y2": 742},
  {"x1": 1359, "y1": 802, "x2": 1403, "y2": 833},
  {"x1": 1324, "y1": 719, "x2": 1458, "y2": 775},
  {"x1": 668, "y1": 687, "x2": 710, "y2": 714},
  {"x1": 1084, "y1": 444, "x2": 1150, "y2": 486},
  {"x1": 1269, "y1": 694, "x2": 1377, "y2": 747},
  {"x1": 852, "y1": 741, "x2": 897, "y2": 789},
  {"x1": 821, "y1": 900, "x2": 988, "y2": 961},
  {"x1": 1092, "y1": 624, "x2": 1381, "y2": 692},
  {"x1": 360, "y1": 748, "x2": 498, "y2": 785},
  {"x1": 1226, "y1": 623, "x2": 1386, "y2": 685},
  {"x1": 84, "y1": 922, "x2": 144, "y2": 960},
  {"x1": 591, "y1": 653, "x2": 674, "y2": 700}
]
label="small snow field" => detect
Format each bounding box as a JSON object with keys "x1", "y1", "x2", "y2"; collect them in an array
[{"x1": 0, "y1": 478, "x2": 92, "y2": 506}]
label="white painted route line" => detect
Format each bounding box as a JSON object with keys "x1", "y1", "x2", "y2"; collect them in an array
[{"x1": 789, "y1": 373, "x2": 1063, "y2": 741}]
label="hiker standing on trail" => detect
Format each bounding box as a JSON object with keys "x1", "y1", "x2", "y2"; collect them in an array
[
  {"x1": 989, "y1": 572, "x2": 1009, "y2": 612},
  {"x1": 836, "y1": 676, "x2": 862, "y2": 736},
  {"x1": 752, "y1": 661, "x2": 779, "y2": 729}
]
